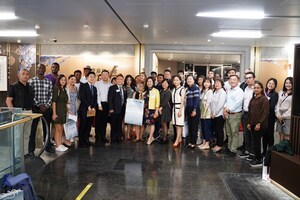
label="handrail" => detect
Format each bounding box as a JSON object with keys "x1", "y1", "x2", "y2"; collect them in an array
[{"x1": 0, "y1": 113, "x2": 42, "y2": 131}]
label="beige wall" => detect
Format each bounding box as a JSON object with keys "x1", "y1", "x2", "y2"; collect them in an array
[
  {"x1": 258, "y1": 60, "x2": 289, "y2": 92},
  {"x1": 158, "y1": 60, "x2": 178, "y2": 75},
  {"x1": 44, "y1": 55, "x2": 135, "y2": 78}
]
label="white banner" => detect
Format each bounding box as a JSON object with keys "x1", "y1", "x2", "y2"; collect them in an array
[
  {"x1": 63, "y1": 119, "x2": 78, "y2": 140},
  {"x1": 124, "y1": 99, "x2": 144, "y2": 126}
]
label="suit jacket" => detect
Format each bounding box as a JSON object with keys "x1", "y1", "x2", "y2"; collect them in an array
[
  {"x1": 108, "y1": 84, "x2": 126, "y2": 114},
  {"x1": 78, "y1": 82, "x2": 97, "y2": 113}
]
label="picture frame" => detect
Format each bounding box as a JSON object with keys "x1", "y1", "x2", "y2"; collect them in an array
[{"x1": 0, "y1": 56, "x2": 8, "y2": 91}]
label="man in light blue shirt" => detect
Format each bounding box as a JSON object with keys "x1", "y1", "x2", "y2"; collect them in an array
[{"x1": 224, "y1": 75, "x2": 244, "y2": 156}]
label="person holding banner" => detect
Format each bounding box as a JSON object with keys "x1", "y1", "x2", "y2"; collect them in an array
[
  {"x1": 132, "y1": 82, "x2": 145, "y2": 142},
  {"x1": 142, "y1": 77, "x2": 160, "y2": 145},
  {"x1": 108, "y1": 74, "x2": 126, "y2": 144}
]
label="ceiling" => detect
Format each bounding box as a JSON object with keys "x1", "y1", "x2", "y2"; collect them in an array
[
  {"x1": 1, "y1": 0, "x2": 300, "y2": 47},
  {"x1": 156, "y1": 52, "x2": 241, "y2": 64}
]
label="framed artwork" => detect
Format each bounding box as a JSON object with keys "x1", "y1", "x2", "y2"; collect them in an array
[{"x1": 0, "y1": 56, "x2": 7, "y2": 91}]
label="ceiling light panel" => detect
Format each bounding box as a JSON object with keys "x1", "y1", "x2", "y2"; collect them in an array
[
  {"x1": 0, "y1": 30, "x2": 38, "y2": 37},
  {"x1": 0, "y1": 12, "x2": 17, "y2": 20},
  {"x1": 211, "y1": 30, "x2": 263, "y2": 38},
  {"x1": 196, "y1": 10, "x2": 265, "y2": 19}
]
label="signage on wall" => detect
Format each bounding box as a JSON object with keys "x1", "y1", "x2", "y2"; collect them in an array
[{"x1": 0, "y1": 56, "x2": 8, "y2": 91}]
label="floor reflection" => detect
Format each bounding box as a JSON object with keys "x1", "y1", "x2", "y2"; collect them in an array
[{"x1": 28, "y1": 141, "x2": 269, "y2": 200}]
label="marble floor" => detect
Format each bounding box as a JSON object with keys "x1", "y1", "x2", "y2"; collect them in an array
[{"x1": 24, "y1": 137, "x2": 291, "y2": 200}]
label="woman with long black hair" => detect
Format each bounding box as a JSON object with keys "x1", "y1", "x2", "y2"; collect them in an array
[
  {"x1": 247, "y1": 81, "x2": 269, "y2": 167},
  {"x1": 52, "y1": 74, "x2": 69, "y2": 152},
  {"x1": 276, "y1": 77, "x2": 293, "y2": 141},
  {"x1": 262, "y1": 78, "x2": 278, "y2": 156}
]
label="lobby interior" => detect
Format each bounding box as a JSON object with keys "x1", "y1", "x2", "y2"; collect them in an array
[{"x1": 1, "y1": 0, "x2": 300, "y2": 199}]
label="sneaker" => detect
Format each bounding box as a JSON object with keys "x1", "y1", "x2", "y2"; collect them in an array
[
  {"x1": 249, "y1": 159, "x2": 263, "y2": 167},
  {"x1": 238, "y1": 151, "x2": 250, "y2": 159},
  {"x1": 246, "y1": 154, "x2": 256, "y2": 162},
  {"x1": 56, "y1": 145, "x2": 68, "y2": 152}
]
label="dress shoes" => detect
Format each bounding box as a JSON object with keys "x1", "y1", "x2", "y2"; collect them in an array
[
  {"x1": 45, "y1": 146, "x2": 56, "y2": 153},
  {"x1": 25, "y1": 152, "x2": 35, "y2": 159},
  {"x1": 79, "y1": 144, "x2": 89, "y2": 148},
  {"x1": 225, "y1": 151, "x2": 236, "y2": 158}
]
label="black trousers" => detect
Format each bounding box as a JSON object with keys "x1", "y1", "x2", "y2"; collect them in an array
[
  {"x1": 212, "y1": 115, "x2": 225, "y2": 147},
  {"x1": 186, "y1": 106, "x2": 200, "y2": 145},
  {"x1": 95, "y1": 102, "x2": 109, "y2": 142},
  {"x1": 242, "y1": 112, "x2": 253, "y2": 153},
  {"x1": 251, "y1": 126, "x2": 266, "y2": 160},
  {"x1": 29, "y1": 106, "x2": 52, "y2": 153},
  {"x1": 110, "y1": 112, "x2": 122, "y2": 142},
  {"x1": 78, "y1": 110, "x2": 93, "y2": 145},
  {"x1": 263, "y1": 115, "x2": 276, "y2": 155}
]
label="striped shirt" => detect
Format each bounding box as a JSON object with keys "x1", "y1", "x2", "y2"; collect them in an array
[
  {"x1": 28, "y1": 76, "x2": 53, "y2": 107},
  {"x1": 186, "y1": 84, "x2": 200, "y2": 110}
]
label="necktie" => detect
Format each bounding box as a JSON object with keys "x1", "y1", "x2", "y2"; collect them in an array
[
  {"x1": 120, "y1": 86, "x2": 124, "y2": 105},
  {"x1": 90, "y1": 85, "x2": 93, "y2": 96}
]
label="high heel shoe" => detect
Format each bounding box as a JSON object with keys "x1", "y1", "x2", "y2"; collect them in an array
[
  {"x1": 147, "y1": 137, "x2": 155, "y2": 145},
  {"x1": 172, "y1": 141, "x2": 181, "y2": 148}
]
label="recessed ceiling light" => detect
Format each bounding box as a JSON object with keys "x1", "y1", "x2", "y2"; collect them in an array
[
  {"x1": 0, "y1": 30, "x2": 38, "y2": 37},
  {"x1": 211, "y1": 30, "x2": 263, "y2": 38},
  {"x1": 17, "y1": 39, "x2": 21, "y2": 43},
  {"x1": 207, "y1": 39, "x2": 211, "y2": 42},
  {"x1": 196, "y1": 10, "x2": 264, "y2": 19},
  {"x1": 0, "y1": 12, "x2": 17, "y2": 20},
  {"x1": 83, "y1": 24, "x2": 89, "y2": 29},
  {"x1": 143, "y1": 24, "x2": 149, "y2": 29},
  {"x1": 35, "y1": 24, "x2": 40, "y2": 30}
]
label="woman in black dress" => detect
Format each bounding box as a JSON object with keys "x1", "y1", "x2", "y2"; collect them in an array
[{"x1": 159, "y1": 79, "x2": 172, "y2": 143}]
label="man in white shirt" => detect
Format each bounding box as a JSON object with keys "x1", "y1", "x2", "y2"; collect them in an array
[
  {"x1": 224, "y1": 68, "x2": 237, "y2": 91},
  {"x1": 224, "y1": 75, "x2": 244, "y2": 157},
  {"x1": 239, "y1": 72, "x2": 256, "y2": 159},
  {"x1": 94, "y1": 70, "x2": 112, "y2": 144}
]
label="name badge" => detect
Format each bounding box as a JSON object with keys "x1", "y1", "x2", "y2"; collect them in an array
[{"x1": 116, "y1": 89, "x2": 120, "y2": 92}]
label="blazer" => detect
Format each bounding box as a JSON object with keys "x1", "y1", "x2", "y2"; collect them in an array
[
  {"x1": 144, "y1": 88, "x2": 160, "y2": 110},
  {"x1": 108, "y1": 84, "x2": 127, "y2": 114},
  {"x1": 78, "y1": 82, "x2": 97, "y2": 113}
]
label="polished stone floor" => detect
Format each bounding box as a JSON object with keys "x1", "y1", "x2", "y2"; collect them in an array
[{"x1": 24, "y1": 137, "x2": 291, "y2": 200}]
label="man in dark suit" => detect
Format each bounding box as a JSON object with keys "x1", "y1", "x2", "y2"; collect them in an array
[
  {"x1": 108, "y1": 74, "x2": 126, "y2": 144},
  {"x1": 78, "y1": 71, "x2": 97, "y2": 148}
]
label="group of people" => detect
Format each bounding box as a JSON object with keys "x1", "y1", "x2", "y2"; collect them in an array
[{"x1": 6, "y1": 63, "x2": 293, "y2": 168}]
